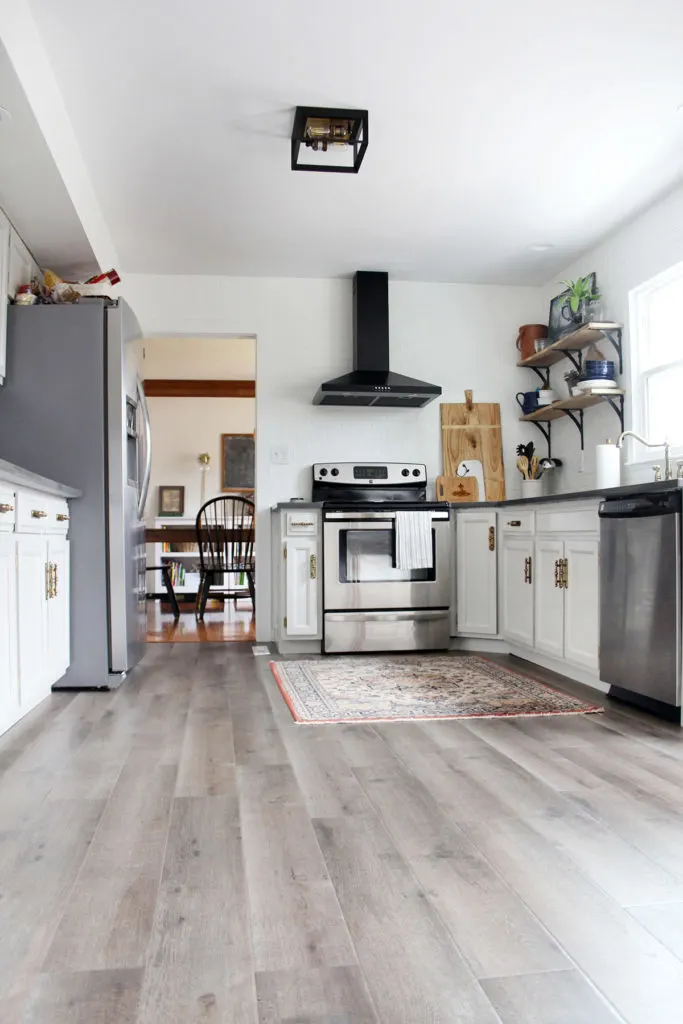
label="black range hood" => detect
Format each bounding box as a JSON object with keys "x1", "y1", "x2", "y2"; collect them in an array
[{"x1": 313, "y1": 271, "x2": 441, "y2": 407}]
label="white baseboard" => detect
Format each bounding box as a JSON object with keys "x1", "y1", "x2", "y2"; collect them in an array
[
  {"x1": 507, "y1": 645, "x2": 607, "y2": 692},
  {"x1": 449, "y1": 636, "x2": 509, "y2": 653},
  {"x1": 275, "y1": 639, "x2": 322, "y2": 656}
]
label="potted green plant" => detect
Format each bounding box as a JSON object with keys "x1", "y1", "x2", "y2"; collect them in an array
[{"x1": 560, "y1": 275, "x2": 602, "y2": 325}]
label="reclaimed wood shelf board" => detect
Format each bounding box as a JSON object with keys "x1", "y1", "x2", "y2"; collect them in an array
[{"x1": 517, "y1": 322, "x2": 622, "y2": 368}]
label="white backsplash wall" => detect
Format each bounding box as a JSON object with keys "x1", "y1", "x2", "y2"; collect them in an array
[
  {"x1": 123, "y1": 274, "x2": 544, "y2": 638},
  {"x1": 537, "y1": 180, "x2": 683, "y2": 493}
]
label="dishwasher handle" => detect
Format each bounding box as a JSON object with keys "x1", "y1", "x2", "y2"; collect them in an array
[{"x1": 599, "y1": 493, "x2": 681, "y2": 518}]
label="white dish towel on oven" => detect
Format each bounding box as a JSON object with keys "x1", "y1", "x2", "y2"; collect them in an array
[{"x1": 394, "y1": 510, "x2": 434, "y2": 570}]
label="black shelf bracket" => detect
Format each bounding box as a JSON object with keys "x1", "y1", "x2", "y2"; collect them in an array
[
  {"x1": 527, "y1": 419, "x2": 552, "y2": 458},
  {"x1": 529, "y1": 365, "x2": 551, "y2": 387},
  {"x1": 603, "y1": 393, "x2": 625, "y2": 433},
  {"x1": 563, "y1": 350, "x2": 583, "y2": 375},
  {"x1": 601, "y1": 328, "x2": 623, "y2": 375},
  {"x1": 563, "y1": 408, "x2": 585, "y2": 450}
]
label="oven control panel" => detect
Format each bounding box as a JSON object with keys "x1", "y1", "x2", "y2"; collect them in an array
[{"x1": 313, "y1": 463, "x2": 426, "y2": 485}]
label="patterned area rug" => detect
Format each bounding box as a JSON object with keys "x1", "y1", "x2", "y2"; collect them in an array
[{"x1": 270, "y1": 655, "x2": 603, "y2": 724}]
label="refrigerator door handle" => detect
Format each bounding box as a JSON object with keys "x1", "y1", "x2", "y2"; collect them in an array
[{"x1": 137, "y1": 376, "x2": 152, "y2": 517}]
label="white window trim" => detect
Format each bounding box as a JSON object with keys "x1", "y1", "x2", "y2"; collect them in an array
[{"x1": 628, "y1": 262, "x2": 683, "y2": 466}]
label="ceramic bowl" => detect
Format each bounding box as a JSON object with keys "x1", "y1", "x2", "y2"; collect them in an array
[{"x1": 584, "y1": 360, "x2": 615, "y2": 379}]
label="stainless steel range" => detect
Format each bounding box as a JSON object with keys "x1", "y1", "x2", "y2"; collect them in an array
[{"x1": 312, "y1": 463, "x2": 451, "y2": 653}]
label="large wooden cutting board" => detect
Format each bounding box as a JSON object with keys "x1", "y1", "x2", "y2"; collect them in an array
[{"x1": 441, "y1": 392, "x2": 506, "y2": 501}]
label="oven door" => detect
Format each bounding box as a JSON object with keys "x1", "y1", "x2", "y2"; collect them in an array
[{"x1": 323, "y1": 511, "x2": 450, "y2": 611}]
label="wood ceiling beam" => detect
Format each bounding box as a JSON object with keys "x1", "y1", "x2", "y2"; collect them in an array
[{"x1": 143, "y1": 379, "x2": 255, "y2": 398}]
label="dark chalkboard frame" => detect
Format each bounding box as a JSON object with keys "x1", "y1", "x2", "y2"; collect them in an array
[{"x1": 221, "y1": 433, "x2": 255, "y2": 493}]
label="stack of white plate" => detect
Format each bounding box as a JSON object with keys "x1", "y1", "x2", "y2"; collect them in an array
[{"x1": 576, "y1": 378, "x2": 619, "y2": 393}]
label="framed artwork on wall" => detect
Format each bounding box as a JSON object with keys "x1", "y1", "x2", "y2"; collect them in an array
[
  {"x1": 158, "y1": 485, "x2": 185, "y2": 517},
  {"x1": 221, "y1": 433, "x2": 255, "y2": 493}
]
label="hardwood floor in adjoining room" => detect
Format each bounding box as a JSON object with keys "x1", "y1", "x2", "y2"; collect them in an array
[
  {"x1": 3, "y1": 644, "x2": 683, "y2": 1021},
  {"x1": 145, "y1": 598, "x2": 255, "y2": 643}
]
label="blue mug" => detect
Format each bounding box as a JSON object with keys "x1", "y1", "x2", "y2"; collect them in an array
[{"x1": 516, "y1": 391, "x2": 539, "y2": 415}]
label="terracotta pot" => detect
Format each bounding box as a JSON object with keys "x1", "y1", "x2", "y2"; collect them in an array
[{"x1": 516, "y1": 324, "x2": 548, "y2": 361}]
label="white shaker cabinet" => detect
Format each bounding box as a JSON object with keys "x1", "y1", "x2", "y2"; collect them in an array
[
  {"x1": 533, "y1": 537, "x2": 565, "y2": 660},
  {"x1": 0, "y1": 468, "x2": 75, "y2": 737},
  {"x1": 455, "y1": 511, "x2": 497, "y2": 635},
  {"x1": 563, "y1": 538, "x2": 599, "y2": 672},
  {"x1": 16, "y1": 533, "x2": 50, "y2": 714},
  {"x1": 0, "y1": 213, "x2": 40, "y2": 385},
  {"x1": 272, "y1": 507, "x2": 322, "y2": 649},
  {"x1": 501, "y1": 536, "x2": 534, "y2": 648},
  {"x1": 285, "y1": 535, "x2": 319, "y2": 636},
  {"x1": 0, "y1": 534, "x2": 19, "y2": 734}
]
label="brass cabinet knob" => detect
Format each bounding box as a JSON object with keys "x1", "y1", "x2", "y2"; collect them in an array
[
  {"x1": 31, "y1": 509, "x2": 48, "y2": 519},
  {"x1": 0, "y1": 503, "x2": 14, "y2": 514}
]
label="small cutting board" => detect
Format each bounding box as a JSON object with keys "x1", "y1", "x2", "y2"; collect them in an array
[
  {"x1": 441, "y1": 391, "x2": 506, "y2": 501},
  {"x1": 436, "y1": 476, "x2": 479, "y2": 502}
]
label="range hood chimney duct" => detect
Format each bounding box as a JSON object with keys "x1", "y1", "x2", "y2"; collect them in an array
[{"x1": 313, "y1": 271, "x2": 441, "y2": 408}]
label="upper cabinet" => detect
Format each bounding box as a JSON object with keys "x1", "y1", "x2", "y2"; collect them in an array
[
  {"x1": 0, "y1": 208, "x2": 41, "y2": 385},
  {"x1": 0, "y1": 210, "x2": 10, "y2": 384}
]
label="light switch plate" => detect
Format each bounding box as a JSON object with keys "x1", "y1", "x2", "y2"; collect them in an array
[{"x1": 270, "y1": 444, "x2": 290, "y2": 465}]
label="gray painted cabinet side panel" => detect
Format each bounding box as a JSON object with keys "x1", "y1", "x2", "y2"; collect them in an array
[{"x1": 0, "y1": 302, "x2": 109, "y2": 685}]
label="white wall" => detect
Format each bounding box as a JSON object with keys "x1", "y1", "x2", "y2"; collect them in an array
[
  {"x1": 147, "y1": 396, "x2": 255, "y2": 524},
  {"x1": 122, "y1": 274, "x2": 543, "y2": 639},
  {"x1": 538, "y1": 181, "x2": 683, "y2": 492},
  {"x1": 143, "y1": 335, "x2": 255, "y2": 379}
]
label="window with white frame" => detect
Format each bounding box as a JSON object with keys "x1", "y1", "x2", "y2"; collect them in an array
[{"x1": 630, "y1": 261, "x2": 683, "y2": 456}]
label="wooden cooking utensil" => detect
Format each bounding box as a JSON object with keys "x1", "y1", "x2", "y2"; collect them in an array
[
  {"x1": 530, "y1": 455, "x2": 540, "y2": 480},
  {"x1": 436, "y1": 476, "x2": 479, "y2": 503},
  {"x1": 517, "y1": 456, "x2": 529, "y2": 480}
]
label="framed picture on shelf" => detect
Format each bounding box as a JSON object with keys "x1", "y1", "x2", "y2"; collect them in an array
[
  {"x1": 158, "y1": 485, "x2": 185, "y2": 517},
  {"x1": 221, "y1": 433, "x2": 255, "y2": 493},
  {"x1": 548, "y1": 272, "x2": 597, "y2": 341}
]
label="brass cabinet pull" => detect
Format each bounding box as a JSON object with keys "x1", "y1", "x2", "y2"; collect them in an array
[
  {"x1": 0, "y1": 503, "x2": 14, "y2": 514},
  {"x1": 526, "y1": 555, "x2": 532, "y2": 585},
  {"x1": 554, "y1": 559, "x2": 560, "y2": 588},
  {"x1": 523, "y1": 556, "x2": 532, "y2": 584},
  {"x1": 31, "y1": 509, "x2": 48, "y2": 519},
  {"x1": 310, "y1": 553, "x2": 317, "y2": 580},
  {"x1": 45, "y1": 562, "x2": 51, "y2": 601},
  {"x1": 562, "y1": 558, "x2": 568, "y2": 589},
  {"x1": 488, "y1": 525, "x2": 495, "y2": 551},
  {"x1": 291, "y1": 521, "x2": 315, "y2": 529},
  {"x1": 56, "y1": 513, "x2": 70, "y2": 522},
  {"x1": 507, "y1": 520, "x2": 522, "y2": 527},
  {"x1": 53, "y1": 562, "x2": 59, "y2": 598}
]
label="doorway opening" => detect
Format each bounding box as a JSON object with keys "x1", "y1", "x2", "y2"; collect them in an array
[{"x1": 141, "y1": 335, "x2": 256, "y2": 643}]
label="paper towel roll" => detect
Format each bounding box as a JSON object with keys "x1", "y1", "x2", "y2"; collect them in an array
[{"x1": 596, "y1": 443, "x2": 620, "y2": 490}]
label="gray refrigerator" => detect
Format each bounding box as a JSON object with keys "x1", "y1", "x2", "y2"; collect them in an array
[{"x1": 0, "y1": 298, "x2": 151, "y2": 689}]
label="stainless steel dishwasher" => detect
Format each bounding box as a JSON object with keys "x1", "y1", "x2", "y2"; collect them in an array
[{"x1": 599, "y1": 489, "x2": 682, "y2": 721}]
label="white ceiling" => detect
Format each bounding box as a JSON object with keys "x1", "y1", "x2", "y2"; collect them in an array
[
  {"x1": 0, "y1": 38, "x2": 97, "y2": 278},
  {"x1": 25, "y1": 0, "x2": 683, "y2": 284}
]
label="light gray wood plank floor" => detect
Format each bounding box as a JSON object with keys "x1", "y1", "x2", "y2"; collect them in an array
[{"x1": 2, "y1": 642, "x2": 683, "y2": 1021}]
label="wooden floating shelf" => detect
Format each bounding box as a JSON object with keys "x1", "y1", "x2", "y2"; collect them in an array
[
  {"x1": 517, "y1": 322, "x2": 623, "y2": 369},
  {"x1": 519, "y1": 390, "x2": 625, "y2": 422}
]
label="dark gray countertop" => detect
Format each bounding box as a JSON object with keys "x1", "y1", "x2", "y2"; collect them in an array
[
  {"x1": 450, "y1": 479, "x2": 682, "y2": 510},
  {"x1": 0, "y1": 459, "x2": 81, "y2": 498}
]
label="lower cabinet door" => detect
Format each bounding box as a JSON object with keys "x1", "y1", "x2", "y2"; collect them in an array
[
  {"x1": 285, "y1": 537, "x2": 319, "y2": 637},
  {"x1": 456, "y1": 513, "x2": 498, "y2": 635},
  {"x1": 0, "y1": 534, "x2": 19, "y2": 733},
  {"x1": 564, "y1": 538, "x2": 599, "y2": 671},
  {"x1": 501, "y1": 537, "x2": 534, "y2": 647},
  {"x1": 47, "y1": 536, "x2": 70, "y2": 683},
  {"x1": 16, "y1": 534, "x2": 48, "y2": 713},
  {"x1": 534, "y1": 538, "x2": 565, "y2": 659}
]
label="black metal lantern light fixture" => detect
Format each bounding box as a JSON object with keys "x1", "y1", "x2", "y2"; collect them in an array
[{"x1": 291, "y1": 106, "x2": 369, "y2": 173}]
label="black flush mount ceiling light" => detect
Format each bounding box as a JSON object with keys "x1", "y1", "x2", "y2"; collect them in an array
[{"x1": 291, "y1": 106, "x2": 369, "y2": 173}]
